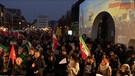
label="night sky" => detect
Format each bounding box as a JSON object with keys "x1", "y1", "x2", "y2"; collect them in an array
[{"x1": 0, "y1": 0, "x2": 77, "y2": 23}]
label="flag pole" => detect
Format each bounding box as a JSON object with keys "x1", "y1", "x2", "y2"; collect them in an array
[{"x1": 7, "y1": 57, "x2": 11, "y2": 69}]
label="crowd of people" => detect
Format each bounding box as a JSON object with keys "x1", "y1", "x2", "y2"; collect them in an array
[{"x1": 0, "y1": 30, "x2": 135, "y2": 76}]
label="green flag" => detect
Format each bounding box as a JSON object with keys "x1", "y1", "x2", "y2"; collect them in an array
[
  {"x1": 79, "y1": 36, "x2": 90, "y2": 60},
  {"x1": 0, "y1": 44, "x2": 9, "y2": 52}
]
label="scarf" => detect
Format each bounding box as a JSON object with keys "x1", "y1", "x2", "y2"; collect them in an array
[{"x1": 99, "y1": 63, "x2": 109, "y2": 71}]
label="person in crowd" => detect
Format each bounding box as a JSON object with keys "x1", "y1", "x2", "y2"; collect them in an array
[
  {"x1": 69, "y1": 43, "x2": 76, "y2": 56},
  {"x1": 97, "y1": 58, "x2": 112, "y2": 76},
  {"x1": 83, "y1": 56, "x2": 96, "y2": 76},
  {"x1": 29, "y1": 49, "x2": 35, "y2": 59},
  {"x1": 116, "y1": 64, "x2": 132, "y2": 76},
  {"x1": 16, "y1": 47, "x2": 23, "y2": 57},
  {"x1": 96, "y1": 48, "x2": 106, "y2": 66},
  {"x1": 30, "y1": 51, "x2": 45, "y2": 76},
  {"x1": 45, "y1": 54, "x2": 56, "y2": 76},
  {"x1": 131, "y1": 61, "x2": 135, "y2": 76},
  {"x1": 67, "y1": 53, "x2": 79, "y2": 76},
  {"x1": 126, "y1": 46, "x2": 134, "y2": 59},
  {"x1": 0, "y1": 56, "x2": 12, "y2": 75},
  {"x1": 117, "y1": 44, "x2": 126, "y2": 65},
  {"x1": 104, "y1": 43, "x2": 113, "y2": 55},
  {"x1": 55, "y1": 49, "x2": 69, "y2": 76},
  {"x1": 126, "y1": 53, "x2": 135, "y2": 67},
  {"x1": 26, "y1": 49, "x2": 35, "y2": 76},
  {"x1": 108, "y1": 51, "x2": 121, "y2": 76},
  {"x1": 12, "y1": 57, "x2": 27, "y2": 76},
  {"x1": 94, "y1": 44, "x2": 102, "y2": 56},
  {"x1": 19, "y1": 50, "x2": 28, "y2": 65}
]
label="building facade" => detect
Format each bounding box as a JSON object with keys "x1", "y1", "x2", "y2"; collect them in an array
[
  {"x1": 4, "y1": 8, "x2": 13, "y2": 29},
  {"x1": 6, "y1": 8, "x2": 22, "y2": 29},
  {"x1": 71, "y1": 0, "x2": 84, "y2": 36},
  {"x1": 36, "y1": 15, "x2": 48, "y2": 28},
  {"x1": 0, "y1": 4, "x2": 4, "y2": 26},
  {"x1": 79, "y1": 0, "x2": 135, "y2": 47}
]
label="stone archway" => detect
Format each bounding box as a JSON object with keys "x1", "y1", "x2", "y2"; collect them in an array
[{"x1": 92, "y1": 11, "x2": 115, "y2": 43}]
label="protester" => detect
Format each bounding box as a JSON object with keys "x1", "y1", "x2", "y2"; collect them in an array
[
  {"x1": 30, "y1": 51, "x2": 45, "y2": 76},
  {"x1": 108, "y1": 51, "x2": 121, "y2": 76},
  {"x1": 45, "y1": 54, "x2": 56, "y2": 76},
  {"x1": 97, "y1": 58, "x2": 112, "y2": 76},
  {"x1": 55, "y1": 49, "x2": 68, "y2": 76},
  {"x1": 116, "y1": 64, "x2": 132, "y2": 76},
  {"x1": 16, "y1": 47, "x2": 23, "y2": 57},
  {"x1": 12, "y1": 57, "x2": 26, "y2": 76},
  {"x1": 1, "y1": 30, "x2": 135, "y2": 76},
  {"x1": 26, "y1": 49, "x2": 35, "y2": 76},
  {"x1": 0, "y1": 56, "x2": 12, "y2": 75},
  {"x1": 131, "y1": 61, "x2": 135, "y2": 76},
  {"x1": 67, "y1": 53, "x2": 79, "y2": 76},
  {"x1": 19, "y1": 50, "x2": 28, "y2": 65},
  {"x1": 83, "y1": 56, "x2": 96, "y2": 76}
]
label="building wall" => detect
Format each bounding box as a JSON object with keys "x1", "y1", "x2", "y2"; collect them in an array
[
  {"x1": 4, "y1": 8, "x2": 13, "y2": 29},
  {"x1": 0, "y1": 6, "x2": 2, "y2": 25},
  {"x1": 36, "y1": 15, "x2": 48, "y2": 28},
  {"x1": 5, "y1": 8, "x2": 22, "y2": 29},
  {"x1": 0, "y1": 4, "x2": 4, "y2": 26},
  {"x1": 79, "y1": 0, "x2": 135, "y2": 45}
]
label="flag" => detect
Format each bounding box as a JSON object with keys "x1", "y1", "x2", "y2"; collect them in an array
[
  {"x1": 109, "y1": 2, "x2": 121, "y2": 8},
  {"x1": 52, "y1": 34, "x2": 58, "y2": 51},
  {"x1": 0, "y1": 44, "x2": 8, "y2": 55},
  {"x1": 26, "y1": 41, "x2": 34, "y2": 51},
  {"x1": 12, "y1": 28, "x2": 24, "y2": 36},
  {"x1": 17, "y1": 33, "x2": 25, "y2": 39},
  {"x1": 59, "y1": 58, "x2": 67, "y2": 64},
  {"x1": 79, "y1": 36, "x2": 90, "y2": 60},
  {"x1": 0, "y1": 44, "x2": 8, "y2": 52},
  {"x1": 120, "y1": 2, "x2": 135, "y2": 10},
  {"x1": 109, "y1": 1, "x2": 135, "y2": 10},
  {"x1": 9, "y1": 44, "x2": 16, "y2": 60}
]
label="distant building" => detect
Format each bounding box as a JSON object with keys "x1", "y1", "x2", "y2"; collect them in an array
[
  {"x1": 36, "y1": 15, "x2": 48, "y2": 28},
  {"x1": 6, "y1": 8, "x2": 22, "y2": 29},
  {"x1": 21, "y1": 16, "x2": 27, "y2": 28},
  {"x1": 71, "y1": 0, "x2": 84, "y2": 35},
  {"x1": 4, "y1": 8, "x2": 13, "y2": 29},
  {"x1": 0, "y1": 4, "x2": 4, "y2": 26}
]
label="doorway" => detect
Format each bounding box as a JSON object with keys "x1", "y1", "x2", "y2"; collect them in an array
[{"x1": 92, "y1": 12, "x2": 115, "y2": 43}]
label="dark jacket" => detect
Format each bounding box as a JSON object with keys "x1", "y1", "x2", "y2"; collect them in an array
[
  {"x1": 83, "y1": 62, "x2": 96, "y2": 76},
  {"x1": 117, "y1": 70, "x2": 132, "y2": 76},
  {"x1": 45, "y1": 59, "x2": 55, "y2": 73},
  {"x1": 31, "y1": 56, "x2": 46, "y2": 76},
  {"x1": 0, "y1": 62, "x2": 12, "y2": 75},
  {"x1": 12, "y1": 63, "x2": 26, "y2": 76}
]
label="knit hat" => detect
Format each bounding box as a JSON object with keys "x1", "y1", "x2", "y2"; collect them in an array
[{"x1": 102, "y1": 58, "x2": 108, "y2": 64}]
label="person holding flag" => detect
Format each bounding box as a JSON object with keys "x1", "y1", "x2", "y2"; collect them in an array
[{"x1": 79, "y1": 36, "x2": 90, "y2": 60}]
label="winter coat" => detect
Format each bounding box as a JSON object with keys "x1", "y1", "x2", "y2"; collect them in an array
[
  {"x1": 31, "y1": 56, "x2": 46, "y2": 76},
  {"x1": 45, "y1": 59, "x2": 55, "y2": 73},
  {"x1": 67, "y1": 59, "x2": 80, "y2": 76},
  {"x1": 83, "y1": 62, "x2": 96, "y2": 76},
  {"x1": 97, "y1": 63, "x2": 112, "y2": 76},
  {"x1": 116, "y1": 70, "x2": 132, "y2": 76},
  {"x1": 12, "y1": 63, "x2": 26, "y2": 76},
  {"x1": 0, "y1": 62, "x2": 12, "y2": 75}
]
